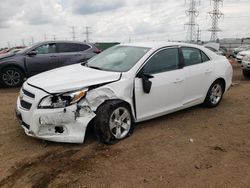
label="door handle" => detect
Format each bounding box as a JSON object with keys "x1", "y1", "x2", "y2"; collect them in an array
[
  {"x1": 50, "y1": 55, "x2": 57, "y2": 58},
  {"x1": 174, "y1": 78, "x2": 184, "y2": 84}
]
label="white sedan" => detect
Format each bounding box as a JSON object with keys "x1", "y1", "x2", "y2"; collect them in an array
[
  {"x1": 236, "y1": 50, "x2": 250, "y2": 63},
  {"x1": 16, "y1": 42, "x2": 233, "y2": 144}
]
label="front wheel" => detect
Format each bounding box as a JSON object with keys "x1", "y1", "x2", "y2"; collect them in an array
[
  {"x1": 0, "y1": 67, "x2": 24, "y2": 87},
  {"x1": 94, "y1": 101, "x2": 134, "y2": 145},
  {"x1": 204, "y1": 81, "x2": 224, "y2": 108}
]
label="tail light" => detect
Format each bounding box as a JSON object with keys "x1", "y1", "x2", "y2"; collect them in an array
[
  {"x1": 94, "y1": 48, "x2": 102, "y2": 54},
  {"x1": 228, "y1": 59, "x2": 233, "y2": 64}
]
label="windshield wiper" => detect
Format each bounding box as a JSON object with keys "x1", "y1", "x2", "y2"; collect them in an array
[
  {"x1": 81, "y1": 61, "x2": 88, "y2": 66},
  {"x1": 88, "y1": 66, "x2": 104, "y2": 70}
]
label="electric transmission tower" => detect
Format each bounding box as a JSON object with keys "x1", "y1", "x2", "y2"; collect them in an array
[
  {"x1": 208, "y1": 0, "x2": 223, "y2": 41},
  {"x1": 71, "y1": 26, "x2": 76, "y2": 41},
  {"x1": 185, "y1": 0, "x2": 200, "y2": 42},
  {"x1": 196, "y1": 27, "x2": 201, "y2": 42},
  {"x1": 83, "y1": 26, "x2": 92, "y2": 42}
]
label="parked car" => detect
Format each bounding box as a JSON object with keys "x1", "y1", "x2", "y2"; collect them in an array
[
  {"x1": 241, "y1": 54, "x2": 250, "y2": 78},
  {"x1": 16, "y1": 42, "x2": 233, "y2": 144},
  {"x1": 0, "y1": 41, "x2": 99, "y2": 87},
  {"x1": 231, "y1": 46, "x2": 250, "y2": 59},
  {"x1": 203, "y1": 43, "x2": 225, "y2": 56},
  {"x1": 236, "y1": 50, "x2": 250, "y2": 63},
  {"x1": 0, "y1": 46, "x2": 26, "y2": 54}
]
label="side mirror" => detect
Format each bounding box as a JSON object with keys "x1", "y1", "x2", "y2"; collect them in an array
[
  {"x1": 137, "y1": 72, "x2": 154, "y2": 94},
  {"x1": 26, "y1": 51, "x2": 37, "y2": 56}
]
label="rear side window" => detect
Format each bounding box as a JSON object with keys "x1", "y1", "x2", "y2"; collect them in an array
[
  {"x1": 182, "y1": 47, "x2": 202, "y2": 66},
  {"x1": 79, "y1": 44, "x2": 91, "y2": 51},
  {"x1": 201, "y1": 51, "x2": 210, "y2": 62},
  {"x1": 57, "y1": 43, "x2": 90, "y2": 53},
  {"x1": 143, "y1": 48, "x2": 179, "y2": 74}
]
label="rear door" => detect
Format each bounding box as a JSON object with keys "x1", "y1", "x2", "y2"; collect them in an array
[
  {"x1": 134, "y1": 47, "x2": 184, "y2": 121},
  {"x1": 56, "y1": 43, "x2": 91, "y2": 65},
  {"x1": 181, "y1": 47, "x2": 214, "y2": 107},
  {"x1": 25, "y1": 43, "x2": 59, "y2": 76}
]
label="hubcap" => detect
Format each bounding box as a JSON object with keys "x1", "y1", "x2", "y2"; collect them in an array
[
  {"x1": 2, "y1": 70, "x2": 21, "y2": 86},
  {"x1": 109, "y1": 107, "x2": 131, "y2": 139},
  {"x1": 210, "y1": 83, "x2": 222, "y2": 105}
]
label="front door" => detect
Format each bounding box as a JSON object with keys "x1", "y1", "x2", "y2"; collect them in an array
[
  {"x1": 134, "y1": 47, "x2": 184, "y2": 121},
  {"x1": 25, "y1": 43, "x2": 59, "y2": 76}
]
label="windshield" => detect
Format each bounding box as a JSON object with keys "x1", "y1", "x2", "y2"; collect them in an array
[
  {"x1": 16, "y1": 45, "x2": 35, "y2": 54},
  {"x1": 87, "y1": 46, "x2": 150, "y2": 72}
]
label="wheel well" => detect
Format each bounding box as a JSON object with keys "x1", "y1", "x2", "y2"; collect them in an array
[
  {"x1": 96, "y1": 99, "x2": 134, "y2": 120},
  {"x1": 1, "y1": 65, "x2": 26, "y2": 77},
  {"x1": 214, "y1": 78, "x2": 226, "y2": 92}
]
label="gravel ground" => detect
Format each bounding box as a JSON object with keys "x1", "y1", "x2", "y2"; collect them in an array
[{"x1": 0, "y1": 60, "x2": 250, "y2": 188}]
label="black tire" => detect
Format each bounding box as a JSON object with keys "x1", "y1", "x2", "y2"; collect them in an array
[
  {"x1": 0, "y1": 67, "x2": 24, "y2": 87},
  {"x1": 94, "y1": 100, "x2": 134, "y2": 145},
  {"x1": 242, "y1": 70, "x2": 250, "y2": 78},
  {"x1": 204, "y1": 80, "x2": 224, "y2": 108}
]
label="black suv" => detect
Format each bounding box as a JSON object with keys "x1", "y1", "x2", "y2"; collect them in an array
[{"x1": 0, "y1": 41, "x2": 99, "y2": 87}]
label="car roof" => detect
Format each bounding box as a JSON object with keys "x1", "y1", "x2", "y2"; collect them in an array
[{"x1": 120, "y1": 41, "x2": 204, "y2": 50}]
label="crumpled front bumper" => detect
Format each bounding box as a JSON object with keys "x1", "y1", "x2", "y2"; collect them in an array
[{"x1": 16, "y1": 83, "x2": 96, "y2": 143}]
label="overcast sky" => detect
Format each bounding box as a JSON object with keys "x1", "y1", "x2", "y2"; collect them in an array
[{"x1": 0, "y1": 0, "x2": 250, "y2": 48}]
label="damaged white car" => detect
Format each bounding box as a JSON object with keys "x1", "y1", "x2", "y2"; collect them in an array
[{"x1": 16, "y1": 42, "x2": 233, "y2": 144}]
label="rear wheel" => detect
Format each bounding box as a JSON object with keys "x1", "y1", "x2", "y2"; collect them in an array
[
  {"x1": 204, "y1": 80, "x2": 224, "y2": 108},
  {"x1": 242, "y1": 70, "x2": 250, "y2": 78},
  {"x1": 0, "y1": 67, "x2": 24, "y2": 87},
  {"x1": 94, "y1": 100, "x2": 134, "y2": 145}
]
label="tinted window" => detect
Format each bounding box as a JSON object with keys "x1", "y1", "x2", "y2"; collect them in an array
[
  {"x1": 143, "y1": 48, "x2": 179, "y2": 74},
  {"x1": 79, "y1": 44, "x2": 90, "y2": 51},
  {"x1": 201, "y1": 51, "x2": 210, "y2": 62},
  {"x1": 35, "y1": 44, "x2": 56, "y2": 54},
  {"x1": 182, "y1": 47, "x2": 202, "y2": 66},
  {"x1": 57, "y1": 43, "x2": 90, "y2": 53}
]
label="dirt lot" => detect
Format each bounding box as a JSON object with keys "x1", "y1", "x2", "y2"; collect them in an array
[{"x1": 0, "y1": 61, "x2": 250, "y2": 188}]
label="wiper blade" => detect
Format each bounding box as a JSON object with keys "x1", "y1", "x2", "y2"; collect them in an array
[
  {"x1": 88, "y1": 66, "x2": 103, "y2": 70},
  {"x1": 81, "y1": 61, "x2": 88, "y2": 66}
]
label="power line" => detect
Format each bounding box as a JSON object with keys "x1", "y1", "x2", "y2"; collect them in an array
[
  {"x1": 208, "y1": 0, "x2": 224, "y2": 41},
  {"x1": 185, "y1": 0, "x2": 200, "y2": 42}
]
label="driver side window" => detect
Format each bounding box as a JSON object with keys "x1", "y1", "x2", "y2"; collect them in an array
[
  {"x1": 34, "y1": 44, "x2": 56, "y2": 54},
  {"x1": 142, "y1": 48, "x2": 179, "y2": 74}
]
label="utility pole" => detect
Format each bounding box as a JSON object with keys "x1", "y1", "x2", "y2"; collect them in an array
[
  {"x1": 129, "y1": 35, "x2": 131, "y2": 43},
  {"x1": 7, "y1": 42, "x2": 10, "y2": 48},
  {"x1": 71, "y1": 26, "x2": 76, "y2": 41},
  {"x1": 52, "y1": 35, "x2": 56, "y2": 41},
  {"x1": 44, "y1": 33, "x2": 47, "y2": 41},
  {"x1": 22, "y1": 39, "x2": 25, "y2": 46},
  {"x1": 185, "y1": 0, "x2": 200, "y2": 42},
  {"x1": 196, "y1": 27, "x2": 201, "y2": 42},
  {"x1": 83, "y1": 26, "x2": 92, "y2": 42},
  {"x1": 208, "y1": 0, "x2": 223, "y2": 41},
  {"x1": 31, "y1": 36, "x2": 34, "y2": 45}
]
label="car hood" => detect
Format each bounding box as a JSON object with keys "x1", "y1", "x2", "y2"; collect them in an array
[
  {"x1": 27, "y1": 64, "x2": 121, "y2": 93},
  {"x1": 0, "y1": 52, "x2": 16, "y2": 61}
]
